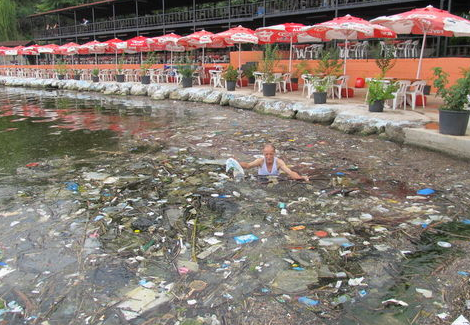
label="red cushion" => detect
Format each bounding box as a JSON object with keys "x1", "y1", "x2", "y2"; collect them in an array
[{"x1": 355, "y1": 78, "x2": 365, "y2": 88}]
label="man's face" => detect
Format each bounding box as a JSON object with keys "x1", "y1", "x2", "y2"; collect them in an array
[{"x1": 263, "y1": 147, "x2": 275, "y2": 164}]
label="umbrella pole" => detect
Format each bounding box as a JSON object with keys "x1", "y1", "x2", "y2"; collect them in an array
[
  {"x1": 343, "y1": 39, "x2": 348, "y2": 75},
  {"x1": 416, "y1": 31, "x2": 427, "y2": 79},
  {"x1": 202, "y1": 47, "x2": 205, "y2": 66},
  {"x1": 289, "y1": 35, "x2": 293, "y2": 73},
  {"x1": 170, "y1": 50, "x2": 173, "y2": 66},
  {"x1": 95, "y1": 53, "x2": 97, "y2": 65},
  {"x1": 115, "y1": 50, "x2": 118, "y2": 71},
  {"x1": 238, "y1": 43, "x2": 241, "y2": 70},
  {"x1": 140, "y1": 52, "x2": 143, "y2": 64}
]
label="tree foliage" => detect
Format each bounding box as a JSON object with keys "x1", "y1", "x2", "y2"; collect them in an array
[
  {"x1": 0, "y1": 0, "x2": 19, "y2": 41},
  {"x1": 36, "y1": 0, "x2": 83, "y2": 12}
]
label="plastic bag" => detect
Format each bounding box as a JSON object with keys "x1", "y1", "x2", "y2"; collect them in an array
[{"x1": 226, "y1": 158, "x2": 245, "y2": 180}]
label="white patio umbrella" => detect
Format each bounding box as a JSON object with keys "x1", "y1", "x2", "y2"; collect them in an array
[
  {"x1": 303, "y1": 15, "x2": 396, "y2": 75},
  {"x1": 371, "y1": 5, "x2": 470, "y2": 78}
]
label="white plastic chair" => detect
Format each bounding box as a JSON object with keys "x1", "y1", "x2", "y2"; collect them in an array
[
  {"x1": 391, "y1": 80, "x2": 411, "y2": 110},
  {"x1": 253, "y1": 72, "x2": 264, "y2": 92},
  {"x1": 301, "y1": 74, "x2": 313, "y2": 97},
  {"x1": 333, "y1": 75, "x2": 350, "y2": 99},
  {"x1": 405, "y1": 80, "x2": 426, "y2": 110}
]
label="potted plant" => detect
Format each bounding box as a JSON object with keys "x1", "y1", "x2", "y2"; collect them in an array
[
  {"x1": 261, "y1": 44, "x2": 279, "y2": 96},
  {"x1": 310, "y1": 76, "x2": 329, "y2": 104},
  {"x1": 72, "y1": 69, "x2": 81, "y2": 80},
  {"x1": 366, "y1": 79, "x2": 398, "y2": 112},
  {"x1": 222, "y1": 65, "x2": 238, "y2": 91},
  {"x1": 311, "y1": 49, "x2": 342, "y2": 104},
  {"x1": 243, "y1": 63, "x2": 257, "y2": 84},
  {"x1": 140, "y1": 53, "x2": 155, "y2": 85},
  {"x1": 91, "y1": 68, "x2": 100, "y2": 82},
  {"x1": 55, "y1": 60, "x2": 67, "y2": 80},
  {"x1": 432, "y1": 67, "x2": 470, "y2": 135},
  {"x1": 178, "y1": 63, "x2": 195, "y2": 88},
  {"x1": 116, "y1": 53, "x2": 125, "y2": 83}
]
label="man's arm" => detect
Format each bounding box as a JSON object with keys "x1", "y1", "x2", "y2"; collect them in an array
[
  {"x1": 239, "y1": 158, "x2": 263, "y2": 169},
  {"x1": 277, "y1": 159, "x2": 309, "y2": 181}
]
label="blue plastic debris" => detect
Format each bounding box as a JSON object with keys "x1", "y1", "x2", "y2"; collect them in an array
[
  {"x1": 94, "y1": 215, "x2": 105, "y2": 222},
  {"x1": 261, "y1": 288, "x2": 270, "y2": 293},
  {"x1": 278, "y1": 202, "x2": 286, "y2": 209},
  {"x1": 462, "y1": 219, "x2": 470, "y2": 225},
  {"x1": 336, "y1": 172, "x2": 345, "y2": 176},
  {"x1": 298, "y1": 297, "x2": 320, "y2": 306},
  {"x1": 341, "y1": 243, "x2": 355, "y2": 248},
  {"x1": 0, "y1": 262, "x2": 7, "y2": 267},
  {"x1": 292, "y1": 267, "x2": 305, "y2": 271},
  {"x1": 417, "y1": 188, "x2": 435, "y2": 195},
  {"x1": 234, "y1": 234, "x2": 259, "y2": 244},
  {"x1": 359, "y1": 290, "x2": 368, "y2": 297},
  {"x1": 65, "y1": 182, "x2": 79, "y2": 192},
  {"x1": 457, "y1": 271, "x2": 470, "y2": 276}
]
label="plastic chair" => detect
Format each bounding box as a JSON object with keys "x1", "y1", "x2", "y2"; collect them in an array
[
  {"x1": 301, "y1": 74, "x2": 314, "y2": 97},
  {"x1": 409, "y1": 40, "x2": 420, "y2": 58},
  {"x1": 391, "y1": 80, "x2": 411, "y2": 110},
  {"x1": 333, "y1": 75, "x2": 350, "y2": 99},
  {"x1": 253, "y1": 72, "x2": 264, "y2": 92},
  {"x1": 405, "y1": 80, "x2": 426, "y2": 110}
]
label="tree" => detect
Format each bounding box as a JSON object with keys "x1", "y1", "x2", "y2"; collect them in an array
[
  {"x1": 0, "y1": 0, "x2": 19, "y2": 41},
  {"x1": 36, "y1": 0, "x2": 82, "y2": 12}
]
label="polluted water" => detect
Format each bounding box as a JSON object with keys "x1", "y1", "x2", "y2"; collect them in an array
[{"x1": 0, "y1": 86, "x2": 470, "y2": 324}]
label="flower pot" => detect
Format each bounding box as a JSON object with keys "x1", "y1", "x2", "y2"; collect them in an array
[
  {"x1": 141, "y1": 75, "x2": 151, "y2": 84},
  {"x1": 57, "y1": 75, "x2": 65, "y2": 80},
  {"x1": 92, "y1": 76, "x2": 99, "y2": 83},
  {"x1": 439, "y1": 109, "x2": 470, "y2": 136},
  {"x1": 73, "y1": 75, "x2": 81, "y2": 80},
  {"x1": 226, "y1": 80, "x2": 236, "y2": 91},
  {"x1": 313, "y1": 92, "x2": 327, "y2": 104},
  {"x1": 248, "y1": 76, "x2": 255, "y2": 84},
  {"x1": 291, "y1": 77, "x2": 299, "y2": 84},
  {"x1": 116, "y1": 74, "x2": 125, "y2": 83},
  {"x1": 182, "y1": 77, "x2": 192, "y2": 88},
  {"x1": 288, "y1": 83, "x2": 298, "y2": 91},
  {"x1": 368, "y1": 100, "x2": 384, "y2": 112},
  {"x1": 423, "y1": 85, "x2": 431, "y2": 95},
  {"x1": 262, "y1": 83, "x2": 276, "y2": 97}
]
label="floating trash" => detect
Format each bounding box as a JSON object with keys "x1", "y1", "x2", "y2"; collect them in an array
[
  {"x1": 417, "y1": 188, "x2": 435, "y2": 195},
  {"x1": 437, "y1": 241, "x2": 452, "y2": 248}
]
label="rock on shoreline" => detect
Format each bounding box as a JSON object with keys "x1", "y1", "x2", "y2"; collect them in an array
[{"x1": 0, "y1": 77, "x2": 427, "y2": 143}]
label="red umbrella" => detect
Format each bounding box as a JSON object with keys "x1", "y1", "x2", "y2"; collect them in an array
[
  {"x1": 371, "y1": 5, "x2": 470, "y2": 78},
  {"x1": 104, "y1": 38, "x2": 126, "y2": 53},
  {"x1": 125, "y1": 36, "x2": 154, "y2": 63},
  {"x1": 303, "y1": 15, "x2": 396, "y2": 74},
  {"x1": 78, "y1": 40, "x2": 107, "y2": 55},
  {"x1": 103, "y1": 38, "x2": 126, "y2": 69},
  {"x1": 213, "y1": 26, "x2": 258, "y2": 70},
  {"x1": 256, "y1": 23, "x2": 322, "y2": 72},
  {"x1": 150, "y1": 33, "x2": 184, "y2": 65},
  {"x1": 178, "y1": 30, "x2": 224, "y2": 65},
  {"x1": 54, "y1": 42, "x2": 79, "y2": 65},
  {"x1": 19, "y1": 45, "x2": 41, "y2": 56},
  {"x1": 5, "y1": 46, "x2": 24, "y2": 56},
  {"x1": 37, "y1": 44, "x2": 60, "y2": 54}
]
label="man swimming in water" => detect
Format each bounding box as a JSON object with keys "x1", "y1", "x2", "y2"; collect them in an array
[{"x1": 239, "y1": 144, "x2": 309, "y2": 181}]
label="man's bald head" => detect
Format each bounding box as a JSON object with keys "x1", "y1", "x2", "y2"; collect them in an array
[{"x1": 263, "y1": 143, "x2": 276, "y2": 152}]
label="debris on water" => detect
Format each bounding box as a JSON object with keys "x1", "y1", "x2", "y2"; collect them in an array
[
  {"x1": 298, "y1": 297, "x2": 320, "y2": 306},
  {"x1": 415, "y1": 288, "x2": 433, "y2": 298},
  {"x1": 451, "y1": 315, "x2": 470, "y2": 325},
  {"x1": 417, "y1": 188, "x2": 435, "y2": 196},
  {"x1": 381, "y1": 299, "x2": 409, "y2": 307},
  {"x1": 437, "y1": 241, "x2": 452, "y2": 248},
  {"x1": 234, "y1": 234, "x2": 259, "y2": 244}
]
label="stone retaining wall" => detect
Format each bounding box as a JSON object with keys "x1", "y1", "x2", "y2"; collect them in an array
[{"x1": 0, "y1": 77, "x2": 426, "y2": 143}]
